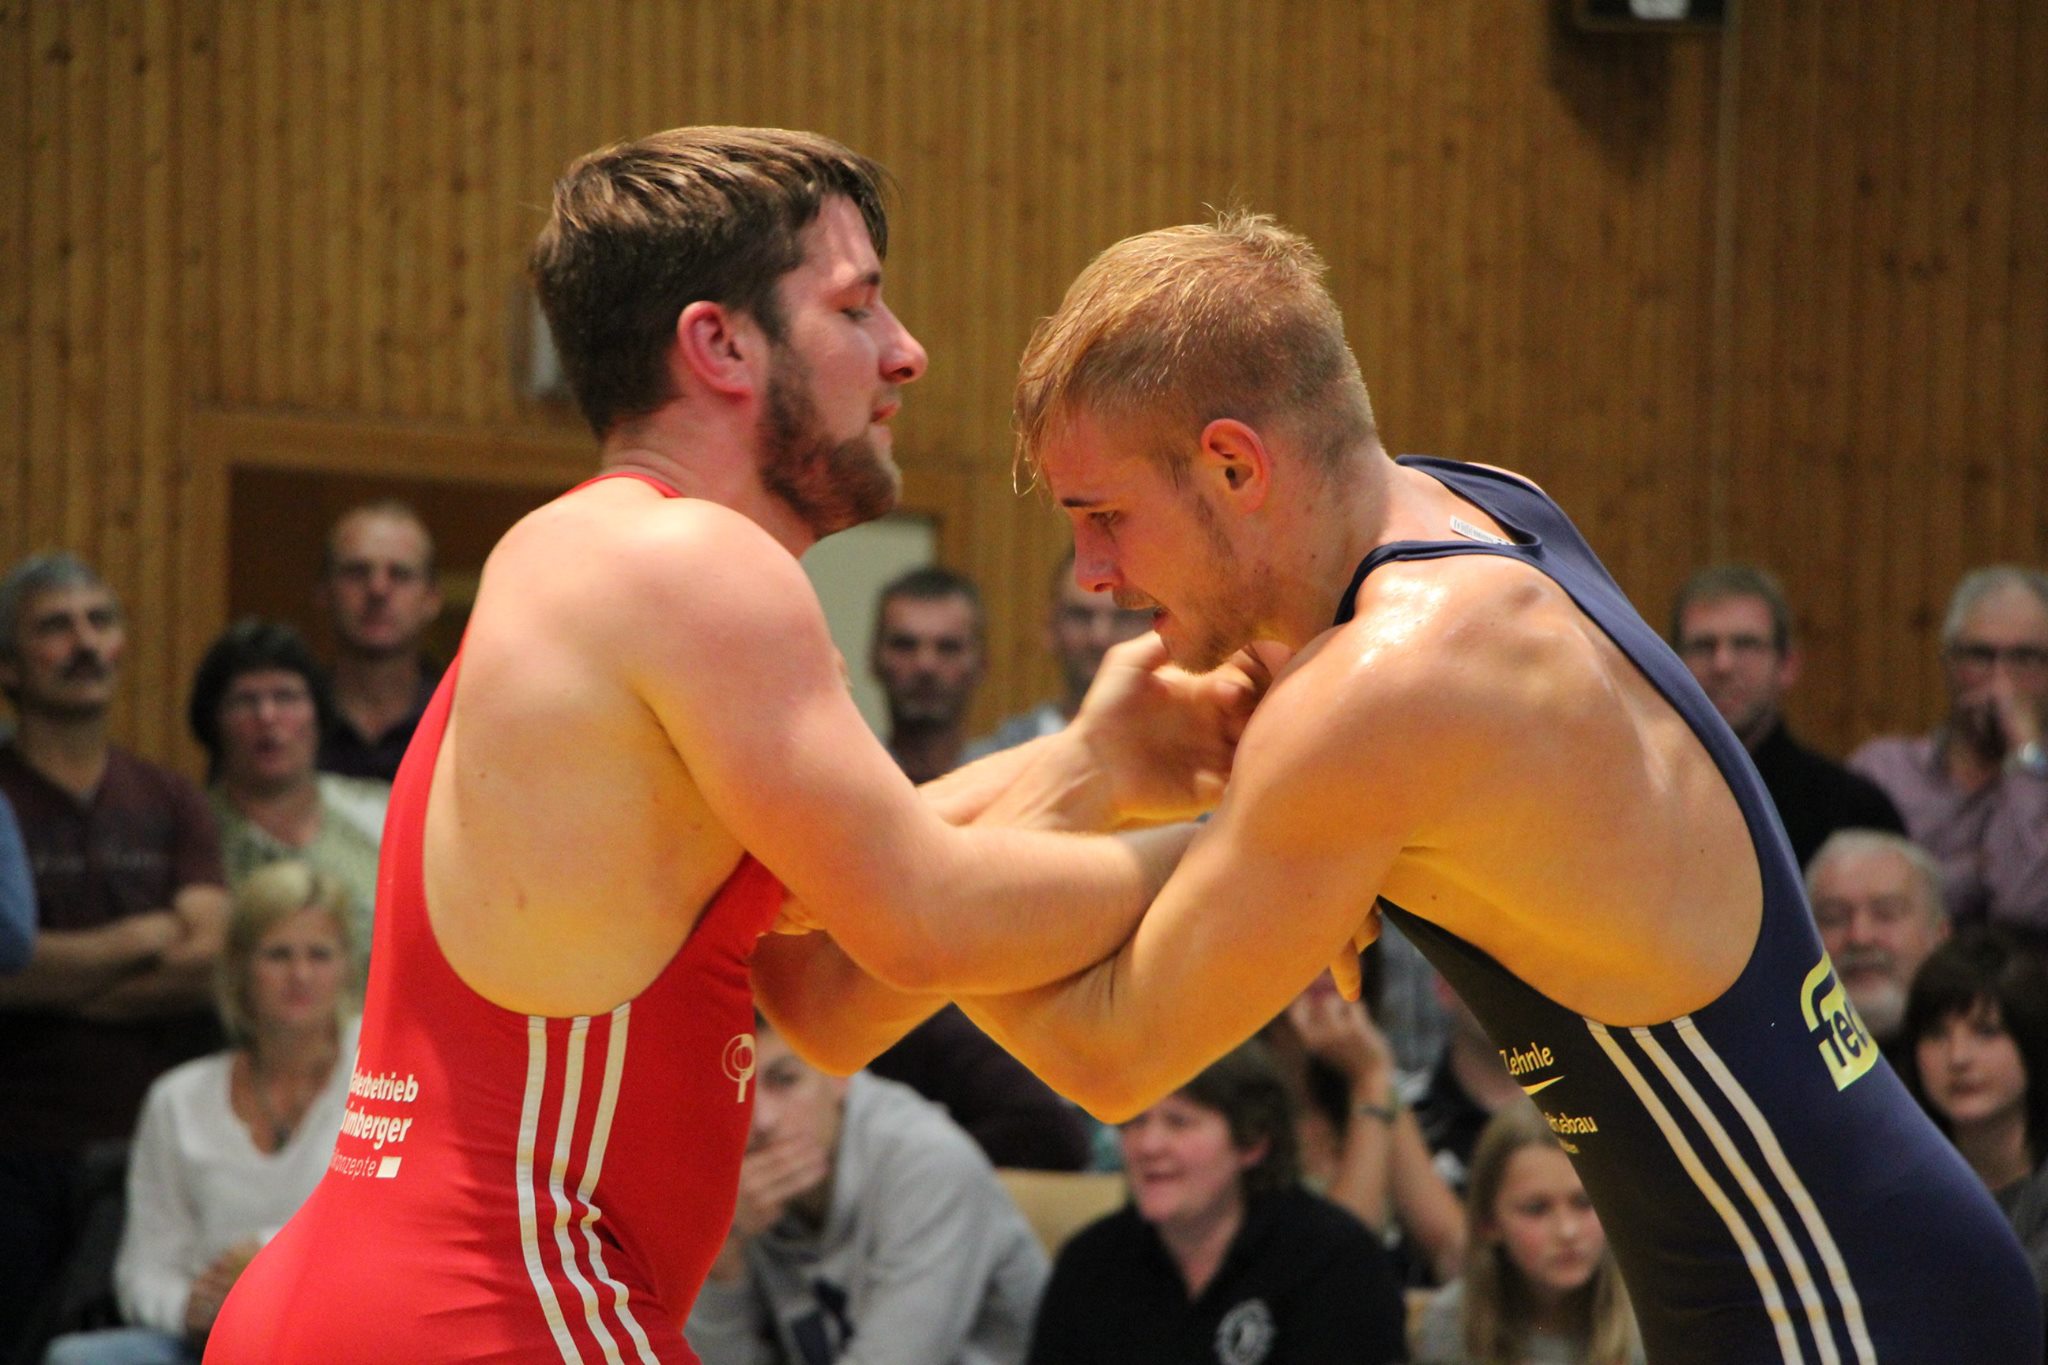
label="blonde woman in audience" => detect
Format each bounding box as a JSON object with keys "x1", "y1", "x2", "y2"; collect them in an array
[
  {"x1": 43, "y1": 863, "x2": 359, "y2": 1365},
  {"x1": 1413, "y1": 1104, "x2": 1642, "y2": 1365}
]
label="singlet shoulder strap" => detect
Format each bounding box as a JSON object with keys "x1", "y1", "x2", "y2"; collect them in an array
[
  {"x1": 1332, "y1": 456, "x2": 1563, "y2": 629},
  {"x1": 564, "y1": 468, "x2": 686, "y2": 499}
]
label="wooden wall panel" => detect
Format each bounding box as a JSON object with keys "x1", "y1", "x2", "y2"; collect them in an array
[
  {"x1": 0, "y1": 0, "x2": 2041, "y2": 773},
  {"x1": 1725, "y1": 0, "x2": 2048, "y2": 752},
  {"x1": 0, "y1": 1, "x2": 30, "y2": 563}
]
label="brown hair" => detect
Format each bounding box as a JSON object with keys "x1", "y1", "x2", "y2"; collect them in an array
[
  {"x1": 531, "y1": 126, "x2": 892, "y2": 438},
  {"x1": 1460, "y1": 1103, "x2": 1639, "y2": 1365},
  {"x1": 1013, "y1": 209, "x2": 1374, "y2": 487},
  {"x1": 1669, "y1": 562, "x2": 1796, "y2": 654},
  {"x1": 1174, "y1": 1040, "x2": 1302, "y2": 1197}
]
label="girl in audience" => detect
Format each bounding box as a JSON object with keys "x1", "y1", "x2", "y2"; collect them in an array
[
  {"x1": 1902, "y1": 928, "x2": 2048, "y2": 1315},
  {"x1": 44, "y1": 862, "x2": 360, "y2": 1365},
  {"x1": 1028, "y1": 1041, "x2": 1407, "y2": 1364},
  {"x1": 1413, "y1": 1103, "x2": 1642, "y2": 1365}
]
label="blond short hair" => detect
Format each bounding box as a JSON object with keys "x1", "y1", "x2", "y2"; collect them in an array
[
  {"x1": 1014, "y1": 210, "x2": 1374, "y2": 487},
  {"x1": 215, "y1": 860, "x2": 361, "y2": 1043}
]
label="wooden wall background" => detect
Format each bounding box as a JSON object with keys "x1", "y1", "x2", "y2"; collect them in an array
[{"x1": 1, "y1": 0, "x2": 2043, "y2": 774}]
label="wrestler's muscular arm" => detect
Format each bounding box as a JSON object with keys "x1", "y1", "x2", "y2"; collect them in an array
[
  {"x1": 952, "y1": 626, "x2": 1460, "y2": 1121},
  {"x1": 628, "y1": 506, "x2": 1200, "y2": 1002},
  {"x1": 749, "y1": 631, "x2": 1261, "y2": 1071}
]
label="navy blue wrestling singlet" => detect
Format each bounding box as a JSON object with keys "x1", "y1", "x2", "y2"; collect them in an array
[{"x1": 1339, "y1": 457, "x2": 2041, "y2": 1364}]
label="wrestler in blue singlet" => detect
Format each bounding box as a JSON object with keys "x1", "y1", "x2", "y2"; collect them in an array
[{"x1": 1339, "y1": 457, "x2": 2042, "y2": 1365}]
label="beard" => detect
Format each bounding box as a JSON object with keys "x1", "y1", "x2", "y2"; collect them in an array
[
  {"x1": 757, "y1": 344, "x2": 900, "y2": 538},
  {"x1": 1847, "y1": 978, "x2": 1906, "y2": 1043},
  {"x1": 890, "y1": 686, "x2": 970, "y2": 728},
  {"x1": 1838, "y1": 945, "x2": 1907, "y2": 1041}
]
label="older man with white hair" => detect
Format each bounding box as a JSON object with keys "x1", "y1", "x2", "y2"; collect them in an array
[
  {"x1": 1851, "y1": 565, "x2": 2048, "y2": 942},
  {"x1": 1807, "y1": 829, "x2": 1951, "y2": 1063}
]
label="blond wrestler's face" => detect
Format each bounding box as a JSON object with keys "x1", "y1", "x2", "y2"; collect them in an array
[{"x1": 1041, "y1": 411, "x2": 1258, "y2": 675}]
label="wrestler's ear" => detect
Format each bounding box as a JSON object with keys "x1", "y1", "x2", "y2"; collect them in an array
[
  {"x1": 1196, "y1": 418, "x2": 1271, "y2": 513},
  {"x1": 673, "y1": 299, "x2": 764, "y2": 400}
]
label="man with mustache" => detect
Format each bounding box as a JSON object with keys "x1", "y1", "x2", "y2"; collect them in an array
[
  {"x1": 0, "y1": 552, "x2": 228, "y2": 1360},
  {"x1": 1807, "y1": 829, "x2": 1950, "y2": 1065},
  {"x1": 1852, "y1": 566, "x2": 2048, "y2": 948},
  {"x1": 205, "y1": 128, "x2": 1248, "y2": 1364}
]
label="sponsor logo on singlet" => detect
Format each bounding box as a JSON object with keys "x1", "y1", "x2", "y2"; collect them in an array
[
  {"x1": 1502, "y1": 1041, "x2": 1597, "y2": 1150},
  {"x1": 723, "y1": 1032, "x2": 757, "y2": 1102},
  {"x1": 1802, "y1": 954, "x2": 1877, "y2": 1091},
  {"x1": 330, "y1": 1066, "x2": 422, "y2": 1180}
]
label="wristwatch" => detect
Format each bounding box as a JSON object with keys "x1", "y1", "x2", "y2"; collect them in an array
[{"x1": 2008, "y1": 739, "x2": 2048, "y2": 778}]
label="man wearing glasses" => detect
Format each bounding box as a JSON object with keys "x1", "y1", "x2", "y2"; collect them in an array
[
  {"x1": 1851, "y1": 566, "x2": 2048, "y2": 943},
  {"x1": 1670, "y1": 563, "x2": 1904, "y2": 868}
]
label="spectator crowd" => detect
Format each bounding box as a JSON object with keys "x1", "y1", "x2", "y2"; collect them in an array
[{"x1": 3, "y1": 522, "x2": 2045, "y2": 1363}]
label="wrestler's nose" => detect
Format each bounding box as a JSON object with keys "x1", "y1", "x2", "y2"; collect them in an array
[{"x1": 879, "y1": 305, "x2": 927, "y2": 386}]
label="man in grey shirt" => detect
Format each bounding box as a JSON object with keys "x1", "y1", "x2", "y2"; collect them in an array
[{"x1": 687, "y1": 1016, "x2": 1048, "y2": 1365}]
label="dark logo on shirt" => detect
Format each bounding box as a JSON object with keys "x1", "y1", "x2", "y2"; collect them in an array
[{"x1": 1215, "y1": 1298, "x2": 1275, "y2": 1365}]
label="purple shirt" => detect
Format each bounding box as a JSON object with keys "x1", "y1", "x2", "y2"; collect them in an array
[
  {"x1": 0, "y1": 743, "x2": 225, "y2": 1149},
  {"x1": 1848, "y1": 732, "x2": 2048, "y2": 933}
]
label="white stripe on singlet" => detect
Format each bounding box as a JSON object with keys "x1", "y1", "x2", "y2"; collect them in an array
[
  {"x1": 548, "y1": 1017, "x2": 629, "y2": 1365},
  {"x1": 1636, "y1": 1023, "x2": 1840, "y2": 1365},
  {"x1": 519, "y1": 1018, "x2": 584, "y2": 1363},
  {"x1": 1587, "y1": 1019, "x2": 1806, "y2": 1364},
  {"x1": 574, "y1": 1005, "x2": 659, "y2": 1364},
  {"x1": 1677, "y1": 1022, "x2": 1877, "y2": 1364}
]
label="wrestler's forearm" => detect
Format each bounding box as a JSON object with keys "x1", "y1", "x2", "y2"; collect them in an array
[
  {"x1": 956, "y1": 954, "x2": 1231, "y2": 1123},
  {"x1": 750, "y1": 932, "x2": 943, "y2": 1075},
  {"x1": 916, "y1": 731, "x2": 1115, "y2": 831},
  {"x1": 905, "y1": 821, "x2": 1195, "y2": 995},
  {"x1": 953, "y1": 964, "x2": 1154, "y2": 1121},
  {"x1": 767, "y1": 809, "x2": 1189, "y2": 1060}
]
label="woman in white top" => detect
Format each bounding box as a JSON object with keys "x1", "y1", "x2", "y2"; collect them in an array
[{"x1": 44, "y1": 861, "x2": 360, "y2": 1365}]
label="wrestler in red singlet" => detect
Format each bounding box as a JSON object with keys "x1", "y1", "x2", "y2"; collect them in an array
[{"x1": 205, "y1": 475, "x2": 783, "y2": 1364}]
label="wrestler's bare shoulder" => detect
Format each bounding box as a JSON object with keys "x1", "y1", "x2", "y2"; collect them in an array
[
  {"x1": 468, "y1": 480, "x2": 816, "y2": 662},
  {"x1": 1301, "y1": 552, "x2": 1601, "y2": 739},
  {"x1": 489, "y1": 480, "x2": 796, "y2": 596}
]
